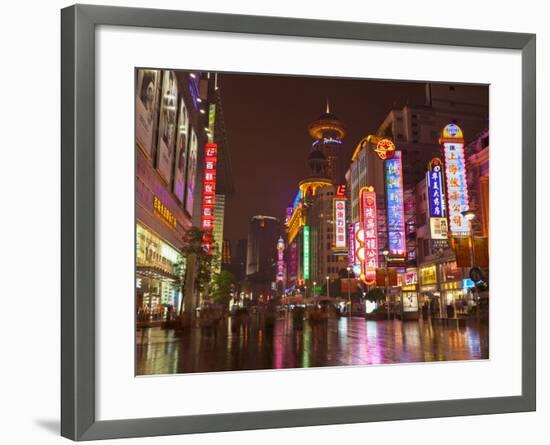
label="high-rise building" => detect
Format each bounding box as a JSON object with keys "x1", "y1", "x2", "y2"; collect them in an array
[
  {"x1": 376, "y1": 83, "x2": 489, "y2": 189},
  {"x1": 245, "y1": 215, "x2": 281, "y2": 300},
  {"x1": 284, "y1": 103, "x2": 350, "y2": 295},
  {"x1": 307, "y1": 101, "x2": 347, "y2": 183},
  {"x1": 222, "y1": 239, "x2": 231, "y2": 265},
  {"x1": 211, "y1": 193, "x2": 225, "y2": 274},
  {"x1": 466, "y1": 128, "x2": 489, "y2": 237},
  {"x1": 232, "y1": 239, "x2": 247, "y2": 281}
]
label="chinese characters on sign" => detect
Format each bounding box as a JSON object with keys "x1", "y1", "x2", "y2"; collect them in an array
[
  {"x1": 201, "y1": 143, "x2": 218, "y2": 251},
  {"x1": 276, "y1": 237, "x2": 285, "y2": 283},
  {"x1": 303, "y1": 226, "x2": 310, "y2": 280},
  {"x1": 333, "y1": 198, "x2": 347, "y2": 249},
  {"x1": 385, "y1": 150, "x2": 406, "y2": 257},
  {"x1": 359, "y1": 187, "x2": 378, "y2": 284},
  {"x1": 441, "y1": 126, "x2": 470, "y2": 236},
  {"x1": 426, "y1": 157, "x2": 448, "y2": 240},
  {"x1": 153, "y1": 196, "x2": 177, "y2": 229}
]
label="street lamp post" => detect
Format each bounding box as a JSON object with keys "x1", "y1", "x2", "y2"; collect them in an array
[
  {"x1": 313, "y1": 281, "x2": 317, "y2": 298},
  {"x1": 462, "y1": 209, "x2": 480, "y2": 320},
  {"x1": 382, "y1": 249, "x2": 390, "y2": 321},
  {"x1": 326, "y1": 276, "x2": 330, "y2": 298},
  {"x1": 346, "y1": 266, "x2": 352, "y2": 318}
]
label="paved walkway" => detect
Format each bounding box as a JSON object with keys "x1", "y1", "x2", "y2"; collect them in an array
[{"x1": 136, "y1": 316, "x2": 489, "y2": 375}]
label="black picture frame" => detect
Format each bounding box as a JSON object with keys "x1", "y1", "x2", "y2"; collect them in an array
[{"x1": 61, "y1": 4, "x2": 536, "y2": 441}]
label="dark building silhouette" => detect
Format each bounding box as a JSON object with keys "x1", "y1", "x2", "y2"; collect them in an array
[{"x1": 245, "y1": 215, "x2": 281, "y2": 300}]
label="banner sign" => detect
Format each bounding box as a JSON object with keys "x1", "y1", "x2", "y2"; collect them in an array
[
  {"x1": 333, "y1": 198, "x2": 347, "y2": 249},
  {"x1": 303, "y1": 225, "x2": 310, "y2": 280},
  {"x1": 441, "y1": 124, "x2": 470, "y2": 236},
  {"x1": 427, "y1": 158, "x2": 446, "y2": 218},
  {"x1": 359, "y1": 187, "x2": 378, "y2": 284},
  {"x1": 420, "y1": 265, "x2": 437, "y2": 285},
  {"x1": 201, "y1": 143, "x2": 218, "y2": 251},
  {"x1": 353, "y1": 222, "x2": 362, "y2": 277},
  {"x1": 385, "y1": 151, "x2": 406, "y2": 257},
  {"x1": 276, "y1": 237, "x2": 285, "y2": 283}
]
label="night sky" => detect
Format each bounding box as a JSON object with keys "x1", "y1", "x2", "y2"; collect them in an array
[{"x1": 217, "y1": 73, "x2": 444, "y2": 247}]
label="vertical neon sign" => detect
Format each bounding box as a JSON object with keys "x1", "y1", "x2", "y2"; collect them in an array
[
  {"x1": 276, "y1": 237, "x2": 285, "y2": 283},
  {"x1": 201, "y1": 143, "x2": 218, "y2": 252},
  {"x1": 385, "y1": 150, "x2": 406, "y2": 257},
  {"x1": 303, "y1": 226, "x2": 310, "y2": 280},
  {"x1": 426, "y1": 157, "x2": 448, "y2": 240},
  {"x1": 440, "y1": 123, "x2": 470, "y2": 236},
  {"x1": 359, "y1": 187, "x2": 378, "y2": 284},
  {"x1": 348, "y1": 223, "x2": 356, "y2": 268},
  {"x1": 333, "y1": 185, "x2": 347, "y2": 250}
]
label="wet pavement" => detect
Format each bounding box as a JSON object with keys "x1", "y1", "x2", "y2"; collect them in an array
[{"x1": 136, "y1": 316, "x2": 489, "y2": 375}]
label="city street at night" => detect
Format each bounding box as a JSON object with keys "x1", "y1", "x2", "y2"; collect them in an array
[
  {"x1": 136, "y1": 316, "x2": 488, "y2": 375},
  {"x1": 135, "y1": 69, "x2": 490, "y2": 375}
]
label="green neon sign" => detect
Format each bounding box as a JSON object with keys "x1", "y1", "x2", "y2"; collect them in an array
[{"x1": 303, "y1": 225, "x2": 310, "y2": 280}]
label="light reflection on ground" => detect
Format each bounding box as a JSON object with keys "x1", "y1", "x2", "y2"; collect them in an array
[{"x1": 136, "y1": 316, "x2": 488, "y2": 375}]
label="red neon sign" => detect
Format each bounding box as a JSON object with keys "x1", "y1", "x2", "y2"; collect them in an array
[
  {"x1": 201, "y1": 143, "x2": 218, "y2": 252},
  {"x1": 359, "y1": 187, "x2": 378, "y2": 284}
]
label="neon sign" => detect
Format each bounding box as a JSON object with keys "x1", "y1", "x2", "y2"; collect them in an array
[
  {"x1": 385, "y1": 150, "x2": 406, "y2": 257},
  {"x1": 312, "y1": 137, "x2": 343, "y2": 147},
  {"x1": 359, "y1": 187, "x2": 378, "y2": 284},
  {"x1": 303, "y1": 226, "x2": 310, "y2": 280},
  {"x1": 348, "y1": 223, "x2": 356, "y2": 267},
  {"x1": 374, "y1": 138, "x2": 396, "y2": 160},
  {"x1": 292, "y1": 190, "x2": 302, "y2": 209},
  {"x1": 201, "y1": 143, "x2": 218, "y2": 251},
  {"x1": 353, "y1": 222, "x2": 363, "y2": 277},
  {"x1": 333, "y1": 198, "x2": 347, "y2": 249},
  {"x1": 276, "y1": 237, "x2": 285, "y2": 283},
  {"x1": 426, "y1": 157, "x2": 448, "y2": 240},
  {"x1": 440, "y1": 124, "x2": 470, "y2": 236}
]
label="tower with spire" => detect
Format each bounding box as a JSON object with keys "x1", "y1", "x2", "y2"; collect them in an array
[{"x1": 307, "y1": 100, "x2": 347, "y2": 183}]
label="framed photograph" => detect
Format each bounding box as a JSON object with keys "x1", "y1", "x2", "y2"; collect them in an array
[{"x1": 61, "y1": 4, "x2": 536, "y2": 441}]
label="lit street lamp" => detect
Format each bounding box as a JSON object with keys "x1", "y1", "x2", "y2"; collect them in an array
[
  {"x1": 326, "y1": 275, "x2": 330, "y2": 298},
  {"x1": 313, "y1": 281, "x2": 317, "y2": 298},
  {"x1": 346, "y1": 266, "x2": 352, "y2": 318},
  {"x1": 382, "y1": 248, "x2": 390, "y2": 321}
]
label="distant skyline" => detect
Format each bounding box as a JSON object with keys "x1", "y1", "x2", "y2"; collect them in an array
[{"x1": 218, "y1": 73, "x2": 487, "y2": 248}]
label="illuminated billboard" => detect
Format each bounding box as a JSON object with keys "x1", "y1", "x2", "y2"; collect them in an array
[
  {"x1": 440, "y1": 124, "x2": 470, "y2": 236},
  {"x1": 426, "y1": 157, "x2": 448, "y2": 240},
  {"x1": 303, "y1": 225, "x2": 310, "y2": 280},
  {"x1": 359, "y1": 187, "x2": 378, "y2": 284},
  {"x1": 384, "y1": 150, "x2": 406, "y2": 257},
  {"x1": 333, "y1": 198, "x2": 347, "y2": 249}
]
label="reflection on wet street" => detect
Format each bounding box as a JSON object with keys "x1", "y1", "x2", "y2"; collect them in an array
[{"x1": 136, "y1": 316, "x2": 488, "y2": 375}]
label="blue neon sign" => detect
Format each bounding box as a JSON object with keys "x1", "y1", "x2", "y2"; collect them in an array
[{"x1": 385, "y1": 151, "x2": 406, "y2": 257}]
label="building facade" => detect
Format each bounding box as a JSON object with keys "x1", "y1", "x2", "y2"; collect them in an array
[
  {"x1": 135, "y1": 69, "x2": 234, "y2": 321},
  {"x1": 245, "y1": 215, "x2": 281, "y2": 301}
]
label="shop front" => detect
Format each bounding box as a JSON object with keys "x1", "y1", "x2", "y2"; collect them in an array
[
  {"x1": 419, "y1": 264, "x2": 442, "y2": 319},
  {"x1": 441, "y1": 261, "x2": 475, "y2": 317},
  {"x1": 136, "y1": 223, "x2": 184, "y2": 323},
  {"x1": 399, "y1": 268, "x2": 419, "y2": 320}
]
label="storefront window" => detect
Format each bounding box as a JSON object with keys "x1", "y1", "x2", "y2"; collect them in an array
[{"x1": 136, "y1": 224, "x2": 185, "y2": 321}]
